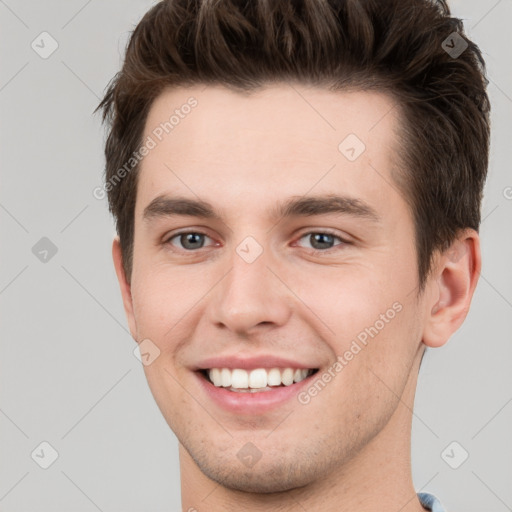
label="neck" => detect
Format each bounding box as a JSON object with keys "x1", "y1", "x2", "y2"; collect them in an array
[{"x1": 180, "y1": 349, "x2": 428, "y2": 512}]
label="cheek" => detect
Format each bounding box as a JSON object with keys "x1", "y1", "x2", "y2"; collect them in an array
[
  {"x1": 129, "y1": 263, "x2": 217, "y2": 372},
  {"x1": 317, "y1": 271, "x2": 405, "y2": 335},
  {"x1": 130, "y1": 263, "x2": 194, "y2": 332},
  {"x1": 320, "y1": 264, "x2": 422, "y2": 381}
]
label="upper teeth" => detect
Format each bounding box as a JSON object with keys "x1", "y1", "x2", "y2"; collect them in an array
[{"x1": 207, "y1": 368, "x2": 312, "y2": 389}]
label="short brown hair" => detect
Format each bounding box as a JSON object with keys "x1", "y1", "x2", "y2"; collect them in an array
[{"x1": 95, "y1": 0, "x2": 490, "y2": 289}]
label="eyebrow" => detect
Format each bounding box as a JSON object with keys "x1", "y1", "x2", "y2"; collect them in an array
[{"x1": 142, "y1": 194, "x2": 380, "y2": 224}]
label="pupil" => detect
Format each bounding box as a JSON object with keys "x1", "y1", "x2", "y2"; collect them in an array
[
  {"x1": 183, "y1": 233, "x2": 203, "y2": 249},
  {"x1": 312, "y1": 233, "x2": 333, "y2": 249}
]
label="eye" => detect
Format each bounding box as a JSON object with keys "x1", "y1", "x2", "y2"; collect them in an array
[
  {"x1": 165, "y1": 231, "x2": 214, "y2": 251},
  {"x1": 163, "y1": 229, "x2": 349, "y2": 253},
  {"x1": 295, "y1": 231, "x2": 348, "y2": 252}
]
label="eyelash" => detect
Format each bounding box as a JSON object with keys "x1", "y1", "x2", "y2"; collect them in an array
[{"x1": 163, "y1": 229, "x2": 350, "y2": 254}]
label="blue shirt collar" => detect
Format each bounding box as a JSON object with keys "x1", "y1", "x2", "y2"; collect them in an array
[{"x1": 417, "y1": 492, "x2": 446, "y2": 512}]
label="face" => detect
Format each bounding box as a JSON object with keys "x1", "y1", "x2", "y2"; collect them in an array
[{"x1": 119, "y1": 84, "x2": 430, "y2": 492}]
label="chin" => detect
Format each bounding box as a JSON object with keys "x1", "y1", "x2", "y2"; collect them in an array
[
  {"x1": 198, "y1": 459, "x2": 313, "y2": 494},
  {"x1": 183, "y1": 440, "x2": 335, "y2": 495}
]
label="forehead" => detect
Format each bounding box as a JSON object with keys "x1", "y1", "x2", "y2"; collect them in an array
[{"x1": 136, "y1": 84, "x2": 404, "y2": 220}]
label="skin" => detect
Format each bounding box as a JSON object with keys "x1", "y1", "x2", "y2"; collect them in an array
[{"x1": 112, "y1": 84, "x2": 481, "y2": 512}]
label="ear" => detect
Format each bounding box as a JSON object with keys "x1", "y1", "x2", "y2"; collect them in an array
[
  {"x1": 422, "y1": 229, "x2": 481, "y2": 348},
  {"x1": 112, "y1": 237, "x2": 137, "y2": 341}
]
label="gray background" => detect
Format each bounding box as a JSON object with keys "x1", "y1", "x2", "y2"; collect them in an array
[{"x1": 1, "y1": 0, "x2": 511, "y2": 510}]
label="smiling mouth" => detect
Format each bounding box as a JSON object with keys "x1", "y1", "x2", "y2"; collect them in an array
[{"x1": 199, "y1": 367, "x2": 319, "y2": 393}]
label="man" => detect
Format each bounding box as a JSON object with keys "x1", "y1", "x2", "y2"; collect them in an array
[{"x1": 96, "y1": 0, "x2": 490, "y2": 510}]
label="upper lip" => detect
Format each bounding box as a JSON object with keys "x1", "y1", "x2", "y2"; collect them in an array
[{"x1": 194, "y1": 355, "x2": 319, "y2": 371}]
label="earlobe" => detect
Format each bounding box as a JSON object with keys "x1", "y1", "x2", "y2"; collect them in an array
[
  {"x1": 112, "y1": 237, "x2": 138, "y2": 340},
  {"x1": 422, "y1": 230, "x2": 481, "y2": 348}
]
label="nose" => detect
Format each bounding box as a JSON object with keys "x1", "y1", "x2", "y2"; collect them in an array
[{"x1": 207, "y1": 239, "x2": 292, "y2": 336}]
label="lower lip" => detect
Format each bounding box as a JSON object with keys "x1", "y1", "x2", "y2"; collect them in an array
[{"x1": 195, "y1": 371, "x2": 315, "y2": 415}]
